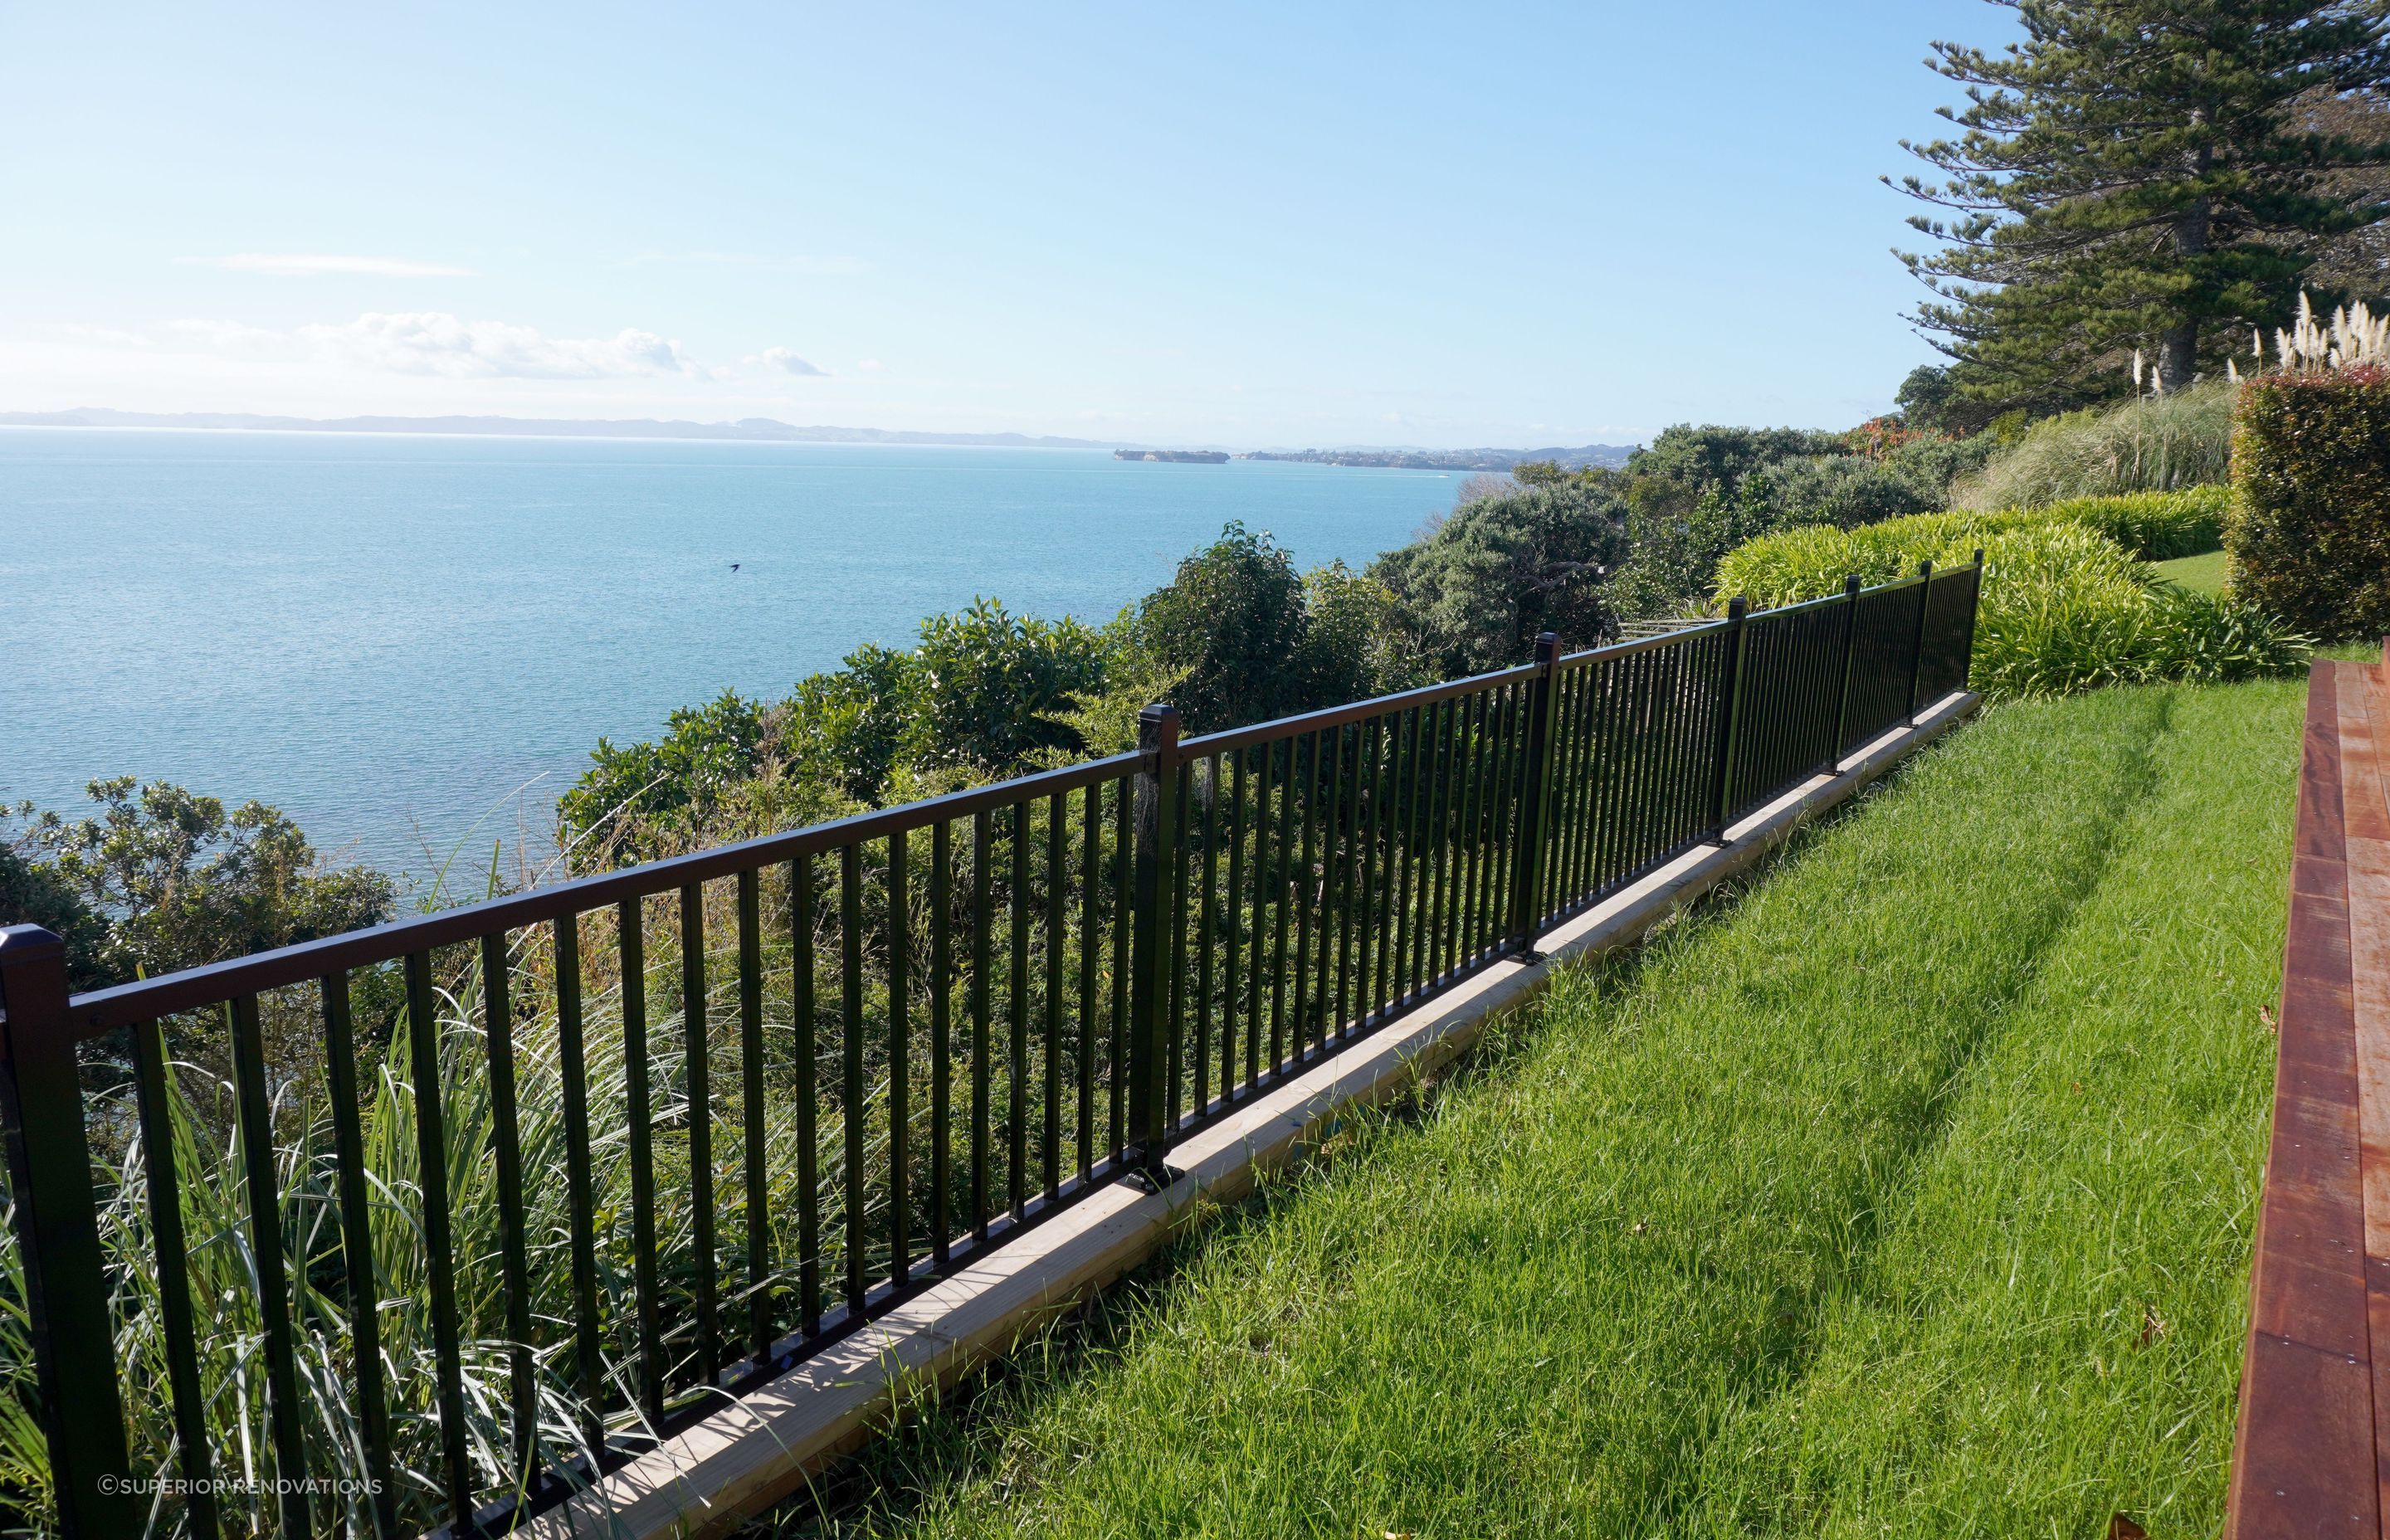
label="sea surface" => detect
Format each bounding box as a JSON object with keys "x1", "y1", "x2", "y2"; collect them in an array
[{"x1": 1, "y1": 430, "x2": 1460, "y2": 880}]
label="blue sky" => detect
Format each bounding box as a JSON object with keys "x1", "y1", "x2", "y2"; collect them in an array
[{"x1": 0, "y1": 2, "x2": 2014, "y2": 448}]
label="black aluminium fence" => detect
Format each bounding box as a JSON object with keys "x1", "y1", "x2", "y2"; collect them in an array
[{"x1": 0, "y1": 558, "x2": 1981, "y2": 1540}]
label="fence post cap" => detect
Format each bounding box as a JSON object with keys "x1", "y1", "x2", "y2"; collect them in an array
[
  {"x1": 0, "y1": 925, "x2": 64, "y2": 962},
  {"x1": 1533, "y1": 631, "x2": 1561, "y2": 665},
  {"x1": 1973, "y1": 547, "x2": 1985, "y2": 565},
  {"x1": 1844, "y1": 573, "x2": 1862, "y2": 594},
  {"x1": 1726, "y1": 595, "x2": 1748, "y2": 621},
  {"x1": 1919, "y1": 558, "x2": 1934, "y2": 576},
  {"x1": 1136, "y1": 703, "x2": 1180, "y2": 759}
]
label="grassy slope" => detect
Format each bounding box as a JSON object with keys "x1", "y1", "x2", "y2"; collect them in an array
[
  {"x1": 2153, "y1": 548, "x2": 2228, "y2": 594},
  {"x1": 758, "y1": 678, "x2": 2300, "y2": 1538}
]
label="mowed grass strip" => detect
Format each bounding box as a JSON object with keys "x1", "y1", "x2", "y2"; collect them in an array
[
  {"x1": 757, "y1": 686, "x2": 2183, "y2": 1538},
  {"x1": 1690, "y1": 677, "x2": 2302, "y2": 1538}
]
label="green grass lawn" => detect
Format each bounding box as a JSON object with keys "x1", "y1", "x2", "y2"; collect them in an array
[
  {"x1": 2152, "y1": 548, "x2": 2228, "y2": 594},
  {"x1": 752, "y1": 675, "x2": 2304, "y2": 1539}
]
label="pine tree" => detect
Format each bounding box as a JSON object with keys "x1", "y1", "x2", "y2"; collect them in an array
[{"x1": 1897, "y1": 1, "x2": 2390, "y2": 407}]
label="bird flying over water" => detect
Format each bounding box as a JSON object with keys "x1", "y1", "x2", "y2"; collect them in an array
[{"x1": 729, "y1": 562, "x2": 741, "y2": 572}]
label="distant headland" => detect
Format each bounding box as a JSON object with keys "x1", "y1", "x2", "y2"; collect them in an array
[
  {"x1": 1241, "y1": 444, "x2": 1635, "y2": 471},
  {"x1": 1115, "y1": 448, "x2": 1231, "y2": 463}
]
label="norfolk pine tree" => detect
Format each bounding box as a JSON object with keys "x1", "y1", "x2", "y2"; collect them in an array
[{"x1": 1897, "y1": 1, "x2": 2390, "y2": 408}]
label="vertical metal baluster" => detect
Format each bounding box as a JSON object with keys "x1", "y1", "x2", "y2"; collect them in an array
[
  {"x1": 1241, "y1": 748, "x2": 1269, "y2": 1089},
  {"x1": 229, "y1": 993, "x2": 315, "y2": 1538},
  {"x1": 1425, "y1": 699, "x2": 1454, "y2": 985},
  {"x1": 1459, "y1": 692, "x2": 1488, "y2": 966},
  {"x1": 1633, "y1": 649, "x2": 1663, "y2": 871},
  {"x1": 131, "y1": 1016, "x2": 222, "y2": 1540},
  {"x1": 1197, "y1": 757, "x2": 1220, "y2": 1113},
  {"x1": 1076, "y1": 791, "x2": 1099, "y2": 1182},
  {"x1": 931, "y1": 823, "x2": 954, "y2": 1268},
  {"x1": 1168, "y1": 760, "x2": 1193, "y2": 1124},
  {"x1": 1591, "y1": 660, "x2": 1622, "y2": 891},
  {"x1": 680, "y1": 884, "x2": 719, "y2": 1385},
  {"x1": 1045, "y1": 793, "x2": 1066, "y2": 1200},
  {"x1": 737, "y1": 870, "x2": 773, "y2": 1362},
  {"x1": 1906, "y1": 558, "x2": 1936, "y2": 725},
  {"x1": 1292, "y1": 732, "x2": 1320, "y2": 1058},
  {"x1": 1483, "y1": 686, "x2": 1510, "y2": 954},
  {"x1": 1559, "y1": 667, "x2": 1594, "y2": 910},
  {"x1": 403, "y1": 956, "x2": 474, "y2": 1526},
  {"x1": 1392, "y1": 706, "x2": 1420, "y2": 1005},
  {"x1": 887, "y1": 829, "x2": 910, "y2": 1287},
  {"x1": 618, "y1": 902, "x2": 664, "y2": 1421},
  {"x1": 841, "y1": 846, "x2": 867, "y2": 1313},
  {"x1": 1110, "y1": 779, "x2": 1132, "y2": 1158},
  {"x1": 1270, "y1": 739, "x2": 1295, "y2": 1075},
  {"x1": 1224, "y1": 753, "x2": 1247, "y2": 1101},
  {"x1": 1360, "y1": 719, "x2": 1384, "y2": 1024},
  {"x1": 973, "y1": 809, "x2": 995, "y2": 1232},
  {"x1": 480, "y1": 933, "x2": 538, "y2": 1478},
  {"x1": 1607, "y1": 656, "x2": 1636, "y2": 878},
  {"x1": 1319, "y1": 729, "x2": 1348, "y2": 1041},
  {"x1": 791, "y1": 860, "x2": 822, "y2": 1334},
  {"x1": 1010, "y1": 802, "x2": 1031, "y2": 1221},
  {"x1": 1611, "y1": 655, "x2": 1641, "y2": 885},
  {"x1": 553, "y1": 919, "x2": 604, "y2": 1443},
  {"x1": 1334, "y1": 725, "x2": 1361, "y2": 1036}
]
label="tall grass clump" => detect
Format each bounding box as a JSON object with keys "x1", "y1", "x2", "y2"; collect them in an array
[
  {"x1": 1956, "y1": 383, "x2": 2235, "y2": 509},
  {"x1": 1714, "y1": 511, "x2": 2306, "y2": 697},
  {"x1": 0, "y1": 892, "x2": 931, "y2": 1538}
]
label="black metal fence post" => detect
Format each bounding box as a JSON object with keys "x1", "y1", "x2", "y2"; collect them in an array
[
  {"x1": 1708, "y1": 597, "x2": 1751, "y2": 843},
  {"x1": 1960, "y1": 548, "x2": 1985, "y2": 692},
  {"x1": 1905, "y1": 558, "x2": 1935, "y2": 725},
  {"x1": 1507, "y1": 631, "x2": 1563, "y2": 957},
  {"x1": 0, "y1": 926, "x2": 134, "y2": 1538},
  {"x1": 1126, "y1": 704, "x2": 1183, "y2": 1180}
]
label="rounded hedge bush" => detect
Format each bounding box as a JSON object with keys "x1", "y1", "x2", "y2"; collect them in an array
[{"x1": 2229, "y1": 368, "x2": 2390, "y2": 641}]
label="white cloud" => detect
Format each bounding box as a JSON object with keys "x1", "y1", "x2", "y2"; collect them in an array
[
  {"x1": 167, "y1": 317, "x2": 286, "y2": 352},
  {"x1": 292, "y1": 312, "x2": 702, "y2": 378},
  {"x1": 183, "y1": 253, "x2": 476, "y2": 278},
  {"x1": 760, "y1": 346, "x2": 825, "y2": 377}
]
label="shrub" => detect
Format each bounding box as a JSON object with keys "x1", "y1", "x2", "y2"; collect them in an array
[
  {"x1": 2228, "y1": 368, "x2": 2390, "y2": 641},
  {"x1": 1739, "y1": 454, "x2": 1942, "y2": 529},
  {"x1": 2035, "y1": 487, "x2": 2231, "y2": 560},
  {"x1": 1955, "y1": 382, "x2": 2235, "y2": 509},
  {"x1": 1715, "y1": 511, "x2": 2307, "y2": 699},
  {"x1": 1368, "y1": 482, "x2": 1631, "y2": 675}
]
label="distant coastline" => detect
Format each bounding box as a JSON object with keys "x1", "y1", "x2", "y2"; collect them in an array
[
  {"x1": 0, "y1": 407, "x2": 1119, "y2": 451},
  {"x1": 0, "y1": 408, "x2": 1644, "y2": 465},
  {"x1": 1241, "y1": 444, "x2": 1635, "y2": 471}
]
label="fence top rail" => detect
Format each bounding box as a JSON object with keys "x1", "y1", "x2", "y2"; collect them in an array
[
  {"x1": 1179, "y1": 660, "x2": 1540, "y2": 754},
  {"x1": 67, "y1": 748, "x2": 1138, "y2": 1037}
]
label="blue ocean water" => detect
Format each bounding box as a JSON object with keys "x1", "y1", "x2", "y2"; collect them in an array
[{"x1": 0, "y1": 430, "x2": 1460, "y2": 878}]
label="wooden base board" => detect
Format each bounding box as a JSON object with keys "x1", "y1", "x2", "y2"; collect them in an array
[{"x1": 516, "y1": 690, "x2": 1983, "y2": 1540}]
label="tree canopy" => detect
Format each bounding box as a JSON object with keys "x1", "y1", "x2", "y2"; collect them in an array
[{"x1": 1899, "y1": 0, "x2": 2390, "y2": 407}]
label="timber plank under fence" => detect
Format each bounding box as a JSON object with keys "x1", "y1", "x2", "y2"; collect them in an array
[{"x1": 2229, "y1": 647, "x2": 2390, "y2": 1540}]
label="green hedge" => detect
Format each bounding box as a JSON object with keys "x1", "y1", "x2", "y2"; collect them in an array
[
  {"x1": 2036, "y1": 487, "x2": 2229, "y2": 561},
  {"x1": 1714, "y1": 511, "x2": 2307, "y2": 699},
  {"x1": 2229, "y1": 370, "x2": 2390, "y2": 641}
]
